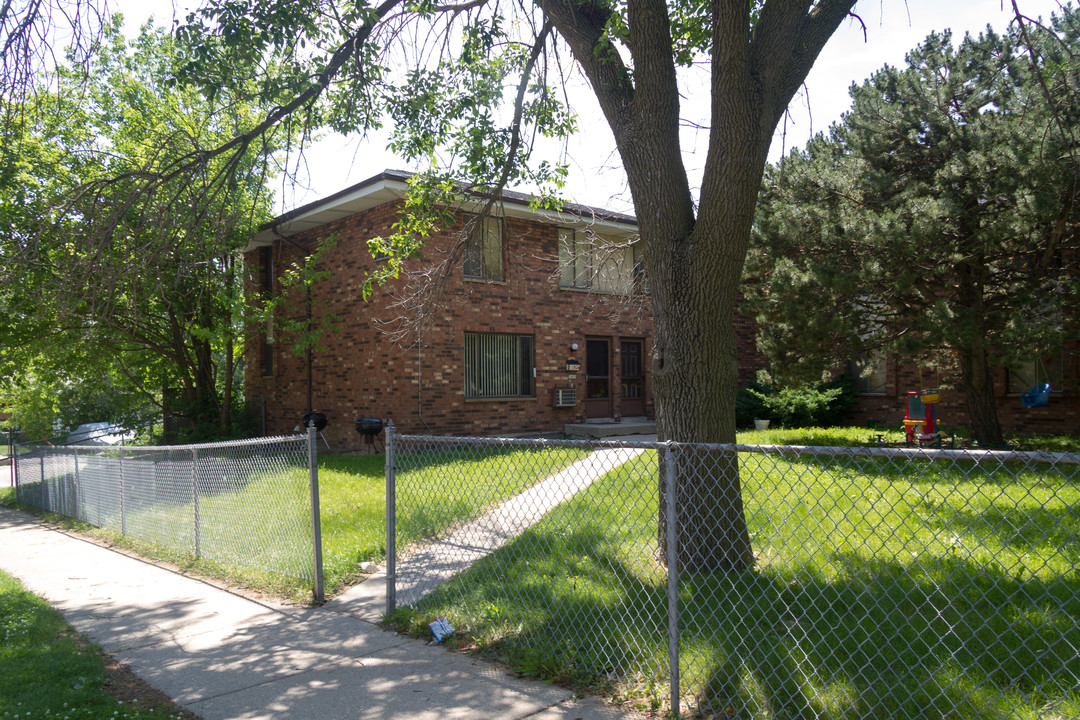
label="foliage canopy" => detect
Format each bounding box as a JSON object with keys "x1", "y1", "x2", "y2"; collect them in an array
[{"x1": 0, "y1": 18, "x2": 289, "y2": 439}]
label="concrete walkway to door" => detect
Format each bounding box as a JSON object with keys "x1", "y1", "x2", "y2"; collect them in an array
[{"x1": 328, "y1": 441, "x2": 652, "y2": 621}]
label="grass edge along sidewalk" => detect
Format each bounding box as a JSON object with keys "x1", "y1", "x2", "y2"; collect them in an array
[{"x1": 0, "y1": 567, "x2": 197, "y2": 720}]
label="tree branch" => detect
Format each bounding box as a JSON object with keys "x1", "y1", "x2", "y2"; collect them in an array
[
  {"x1": 491, "y1": 18, "x2": 554, "y2": 198},
  {"x1": 536, "y1": 0, "x2": 635, "y2": 136},
  {"x1": 755, "y1": 0, "x2": 859, "y2": 130},
  {"x1": 76, "y1": 0, "x2": 406, "y2": 207}
]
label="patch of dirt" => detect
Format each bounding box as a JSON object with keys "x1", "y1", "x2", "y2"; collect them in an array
[{"x1": 102, "y1": 656, "x2": 203, "y2": 720}]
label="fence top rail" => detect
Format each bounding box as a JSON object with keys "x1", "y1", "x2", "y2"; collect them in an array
[
  {"x1": 732, "y1": 442, "x2": 1080, "y2": 465},
  {"x1": 392, "y1": 433, "x2": 1080, "y2": 466},
  {"x1": 15, "y1": 434, "x2": 307, "y2": 454}
]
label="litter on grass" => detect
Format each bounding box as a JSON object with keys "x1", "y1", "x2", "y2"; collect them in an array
[{"x1": 429, "y1": 617, "x2": 454, "y2": 643}]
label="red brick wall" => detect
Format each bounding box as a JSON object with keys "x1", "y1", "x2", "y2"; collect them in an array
[
  {"x1": 734, "y1": 300, "x2": 769, "y2": 385},
  {"x1": 245, "y1": 202, "x2": 657, "y2": 449}
]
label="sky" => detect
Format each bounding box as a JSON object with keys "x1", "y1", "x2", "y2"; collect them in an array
[{"x1": 114, "y1": 0, "x2": 1070, "y2": 215}]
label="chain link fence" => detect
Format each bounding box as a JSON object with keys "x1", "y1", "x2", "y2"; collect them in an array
[
  {"x1": 13, "y1": 432, "x2": 324, "y2": 597},
  {"x1": 386, "y1": 428, "x2": 1080, "y2": 719}
]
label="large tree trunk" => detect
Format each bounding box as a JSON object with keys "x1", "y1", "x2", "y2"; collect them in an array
[
  {"x1": 220, "y1": 332, "x2": 234, "y2": 431},
  {"x1": 956, "y1": 261, "x2": 1005, "y2": 446},
  {"x1": 541, "y1": 0, "x2": 858, "y2": 572},
  {"x1": 646, "y1": 147, "x2": 767, "y2": 571},
  {"x1": 220, "y1": 257, "x2": 235, "y2": 431},
  {"x1": 653, "y1": 281, "x2": 754, "y2": 571}
]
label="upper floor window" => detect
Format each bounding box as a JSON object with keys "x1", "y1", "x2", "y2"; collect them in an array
[
  {"x1": 558, "y1": 228, "x2": 642, "y2": 294},
  {"x1": 463, "y1": 214, "x2": 504, "y2": 281}
]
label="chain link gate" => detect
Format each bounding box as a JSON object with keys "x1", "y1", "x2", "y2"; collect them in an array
[{"x1": 385, "y1": 423, "x2": 1080, "y2": 719}]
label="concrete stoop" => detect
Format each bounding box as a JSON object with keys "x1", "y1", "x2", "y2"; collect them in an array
[{"x1": 564, "y1": 416, "x2": 656, "y2": 438}]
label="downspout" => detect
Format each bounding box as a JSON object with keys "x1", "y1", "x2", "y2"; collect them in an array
[
  {"x1": 416, "y1": 304, "x2": 431, "y2": 431},
  {"x1": 274, "y1": 230, "x2": 315, "y2": 413}
]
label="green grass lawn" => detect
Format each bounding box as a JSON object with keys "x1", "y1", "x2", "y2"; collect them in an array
[
  {"x1": 388, "y1": 435, "x2": 1080, "y2": 718},
  {"x1": 0, "y1": 569, "x2": 188, "y2": 720}
]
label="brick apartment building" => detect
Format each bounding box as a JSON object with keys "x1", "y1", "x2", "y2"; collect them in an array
[
  {"x1": 245, "y1": 170, "x2": 664, "y2": 449},
  {"x1": 246, "y1": 170, "x2": 1076, "y2": 448}
]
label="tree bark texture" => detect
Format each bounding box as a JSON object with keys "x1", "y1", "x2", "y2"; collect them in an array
[{"x1": 958, "y1": 346, "x2": 1005, "y2": 447}]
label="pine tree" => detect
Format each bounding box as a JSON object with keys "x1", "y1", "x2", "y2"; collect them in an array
[{"x1": 747, "y1": 10, "x2": 1080, "y2": 446}]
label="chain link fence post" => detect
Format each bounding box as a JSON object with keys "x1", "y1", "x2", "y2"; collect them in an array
[
  {"x1": 12, "y1": 428, "x2": 20, "y2": 500},
  {"x1": 308, "y1": 424, "x2": 325, "y2": 604},
  {"x1": 115, "y1": 440, "x2": 125, "y2": 535},
  {"x1": 192, "y1": 446, "x2": 201, "y2": 558},
  {"x1": 385, "y1": 420, "x2": 396, "y2": 615},
  {"x1": 6, "y1": 426, "x2": 13, "y2": 488},
  {"x1": 40, "y1": 448, "x2": 46, "y2": 508},
  {"x1": 72, "y1": 446, "x2": 80, "y2": 521},
  {"x1": 665, "y1": 441, "x2": 681, "y2": 719}
]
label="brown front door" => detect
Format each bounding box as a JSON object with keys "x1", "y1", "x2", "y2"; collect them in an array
[
  {"x1": 620, "y1": 339, "x2": 645, "y2": 417},
  {"x1": 585, "y1": 338, "x2": 611, "y2": 419}
]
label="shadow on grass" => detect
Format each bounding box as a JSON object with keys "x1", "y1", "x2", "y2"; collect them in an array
[
  {"x1": 688, "y1": 553, "x2": 1080, "y2": 718},
  {"x1": 914, "y1": 497, "x2": 1080, "y2": 559},
  {"x1": 399, "y1": 519, "x2": 1080, "y2": 719}
]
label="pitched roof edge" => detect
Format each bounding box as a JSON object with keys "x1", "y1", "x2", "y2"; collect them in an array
[{"x1": 250, "y1": 169, "x2": 637, "y2": 247}]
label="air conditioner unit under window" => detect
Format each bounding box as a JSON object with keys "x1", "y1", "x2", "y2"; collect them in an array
[{"x1": 554, "y1": 388, "x2": 577, "y2": 407}]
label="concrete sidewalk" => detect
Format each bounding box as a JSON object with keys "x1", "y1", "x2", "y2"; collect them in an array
[{"x1": 0, "y1": 506, "x2": 646, "y2": 720}]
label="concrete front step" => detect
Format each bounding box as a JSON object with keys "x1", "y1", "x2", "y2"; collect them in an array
[{"x1": 564, "y1": 417, "x2": 656, "y2": 438}]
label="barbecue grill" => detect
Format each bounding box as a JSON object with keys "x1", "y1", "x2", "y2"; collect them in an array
[
  {"x1": 302, "y1": 411, "x2": 328, "y2": 431},
  {"x1": 355, "y1": 417, "x2": 384, "y2": 453}
]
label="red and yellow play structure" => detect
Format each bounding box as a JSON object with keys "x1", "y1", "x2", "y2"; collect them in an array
[{"x1": 904, "y1": 388, "x2": 951, "y2": 448}]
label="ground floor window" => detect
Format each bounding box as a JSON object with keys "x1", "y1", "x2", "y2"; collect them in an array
[
  {"x1": 848, "y1": 350, "x2": 887, "y2": 395},
  {"x1": 1008, "y1": 352, "x2": 1064, "y2": 394},
  {"x1": 465, "y1": 332, "x2": 535, "y2": 399}
]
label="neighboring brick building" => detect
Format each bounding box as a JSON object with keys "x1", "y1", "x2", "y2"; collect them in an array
[
  {"x1": 245, "y1": 170, "x2": 661, "y2": 449},
  {"x1": 844, "y1": 350, "x2": 1079, "y2": 438}
]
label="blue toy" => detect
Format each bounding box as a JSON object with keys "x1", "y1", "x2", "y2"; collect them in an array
[{"x1": 1022, "y1": 383, "x2": 1051, "y2": 408}]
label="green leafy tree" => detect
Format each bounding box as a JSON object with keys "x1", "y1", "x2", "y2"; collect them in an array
[
  {"x1": 746, "y1": 10, "x2": 1080, "y2": 446},
  {"x1": 161, "y1": 0, "x2": 865, "y2": 573},
  {"x1": 20, "y1": 1, "x2": 1067, "y2": 570},
  {"x1": 0, "y1": 18, "x2": 288, "y2": 438},
  {"x1": 0, "y1": 343, "x2": 162, "y2": 441}
]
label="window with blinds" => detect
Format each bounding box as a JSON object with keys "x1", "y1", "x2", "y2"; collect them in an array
[{"x1": 465, "y1": 332, "x2": 535, "y2": 399}]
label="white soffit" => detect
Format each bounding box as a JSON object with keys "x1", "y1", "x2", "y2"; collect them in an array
[{"x1": 249, "y1": 176, "x2": 409, "y2": 247}]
